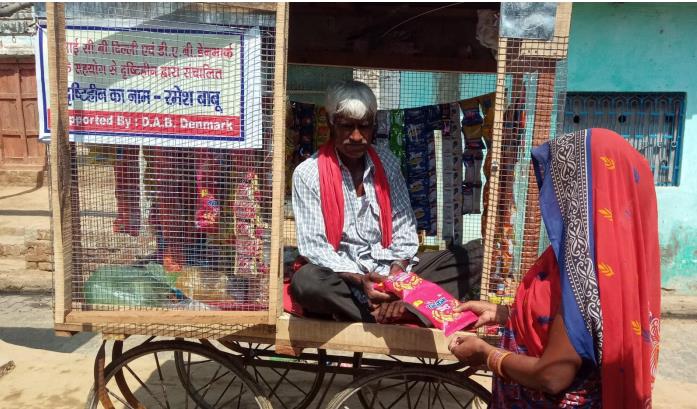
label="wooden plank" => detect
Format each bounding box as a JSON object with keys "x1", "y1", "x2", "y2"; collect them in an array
[
  {"x1": 480, "y1": 37, "x2": 508, "y2": 302},
  {"x1": 47, "y1": 3, "x2": 73, "y2": 325},
  {"x1": 54, "y1": 321, "x2": 275, "y2": 340},
  {"x1": 58, "y1": 313, "x2": 481, "y2": 360},
  {"x1": 12, "y1": 65, "x2": 28, "y2": 161},
  {"x1": 268, "y1": 2, "x2": 289, "y2": 324},
  {"x1": 221, "y1": 316, "x2": 471, "y2": 359},
  {"x1": 18, "y1": 60, "x2": 42, "y2": 165},
  {"x1": 65, "y1": 310, "x2": 269, "y2": 326},
  {"x1": 554, "y1": 3, "x2": 573, "y2": 37},
  {"x1": 272, "y1": 316, "x2": 473, "y2": 360}
]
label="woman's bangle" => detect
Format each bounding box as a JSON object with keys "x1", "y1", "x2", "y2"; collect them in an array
[{"x1": 487, "y1": 348, "x2": 512, "y2": 379}]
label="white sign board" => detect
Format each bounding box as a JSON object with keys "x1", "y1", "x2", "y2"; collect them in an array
[{"x1": 36, "y1": 25, "x2": 263, "y2": 148}]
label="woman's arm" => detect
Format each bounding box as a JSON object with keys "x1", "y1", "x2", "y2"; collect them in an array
[{"x1": 449, "y1": 313, "x2": 582, "y2": 395}]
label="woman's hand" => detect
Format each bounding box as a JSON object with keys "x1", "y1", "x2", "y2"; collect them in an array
[
  {"x1": 454, "y1": 301, "x2": 509, "y2": 328},
  {"x1": 447, "y1": 336, "x2": 491, "y2": 367}
]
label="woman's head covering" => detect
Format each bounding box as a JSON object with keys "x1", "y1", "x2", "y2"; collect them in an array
[{"x1": 532, "y1": 128, "x2": 661, "y2": 408}]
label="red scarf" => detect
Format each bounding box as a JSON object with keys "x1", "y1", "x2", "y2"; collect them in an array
[{"x1": 318, "y1": 142, "x2": 392, "y2": 251}]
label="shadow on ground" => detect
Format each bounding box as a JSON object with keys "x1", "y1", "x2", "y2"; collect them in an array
[{"x1": 0, "y1": 327, "x2": 97, "y2": 354}]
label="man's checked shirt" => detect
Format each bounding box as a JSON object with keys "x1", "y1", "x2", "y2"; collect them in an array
[{"x1": 292, "y1": 144, "x2": 419, "y2": 276}]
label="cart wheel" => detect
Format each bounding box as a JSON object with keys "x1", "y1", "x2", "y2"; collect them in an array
[
  {"x1": 85, "y1": 340, "x2": 272, "y2": 409},
  {"x1": 326, "y1": 367, "x2": 491, "y2": 409},
  {"x1": 213, "y1": 340, "x2": 327, "y2": 409},
  {"x1": 109, "y1": 337, "x2": 158, "y2": 408},
  {"x1": 350, "y1": 354, "x2": 472, "y2": 409}
]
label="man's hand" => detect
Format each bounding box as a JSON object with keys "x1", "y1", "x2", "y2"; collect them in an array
[
  {"x1": 371, "y1": 300, "x2": 413, "y2": 324},
  {"x1": 361, "y1": 272, "x2": 393, "y2": 305},
  {"x1": 337, "y1": 271, "x2": 394, "y2": 307}
]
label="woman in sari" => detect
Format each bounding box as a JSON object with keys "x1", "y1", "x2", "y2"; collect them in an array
[{"x1": 448, "y1": 128, "x2": 661, "y2": 408}]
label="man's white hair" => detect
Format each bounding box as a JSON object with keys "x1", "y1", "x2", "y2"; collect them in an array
[{"x1": 325, "y1": 80, "x2": 377, "y2": 124}]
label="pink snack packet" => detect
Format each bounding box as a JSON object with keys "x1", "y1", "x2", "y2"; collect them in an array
[{"x1": 374, "y1": 272, "x2": 478, "y2": 336}]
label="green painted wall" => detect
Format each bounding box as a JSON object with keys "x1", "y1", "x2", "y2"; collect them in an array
[{"x1": 567, "y1": 3, "x2": 697, "y2": 293}]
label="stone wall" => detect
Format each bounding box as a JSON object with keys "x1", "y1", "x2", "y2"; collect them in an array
[
  {"x1": 24, "y1": 229, "x2": 53, "y2": 271},
  {"x1": 0, "y1": 3, "x2": 35, "y2": 56}
]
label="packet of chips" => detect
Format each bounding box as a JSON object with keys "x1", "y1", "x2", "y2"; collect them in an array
[
  {"x1": 459, "y1": 97, "x2": 484, "y2": 142},
  {"x1": 479, "y1": 92, "x2": 496, "y2": 144},
  {"x1": 374, "y1": 272, "x2": 478, "y2": 336}
]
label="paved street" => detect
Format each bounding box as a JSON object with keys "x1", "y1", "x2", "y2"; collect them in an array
[{"x1": 0, "y1": 293, "x2": 696, "y2": 408}]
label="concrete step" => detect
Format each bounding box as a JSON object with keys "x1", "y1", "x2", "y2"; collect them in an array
[
  {"x1": 0, "y1": 226, "x2": 26, "y2": 236},
  {"x1": 0, "y1": 168, "x2": 45, "y2": 187},
  {"x1": 0, "y1": 235, "x2": 25, "y2": 257},
  {"x1": 0, "y1": 228, "x2": 52, "y2": 240},
  {"x1": 0, "y1": 257, "x2": 52, "y2": 293},
  {"x1": 662, "y1": 292, "x2": 697, "y2": 319}
]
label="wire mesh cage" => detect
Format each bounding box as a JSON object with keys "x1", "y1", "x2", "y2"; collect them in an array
[
  {"x1": 45, "y1": 2, "x2": 572, "y2": 340},
  {"x1": 44, "y1": 3, "x2": 287, "y2": 336},
  {"x1": 480, "y1": 4, "x2": 572, "y2": 314}
]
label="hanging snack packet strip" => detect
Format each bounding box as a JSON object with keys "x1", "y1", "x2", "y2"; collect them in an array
[{"x1": 375, "y1": 272, "x2": 478, "y2": 336}]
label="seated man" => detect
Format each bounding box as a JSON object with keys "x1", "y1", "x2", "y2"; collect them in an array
[{"x1": 290, "y1": 80, "x2": 481, "y2": 324}]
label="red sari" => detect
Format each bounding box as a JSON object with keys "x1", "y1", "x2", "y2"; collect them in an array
[{"x1": 492, "y1": 129, "x2": 661, "y2": 408}]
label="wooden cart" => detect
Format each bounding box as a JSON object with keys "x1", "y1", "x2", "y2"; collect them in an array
[{"x1": 43, "y1": 2, "x2": 572, "y2": 407}]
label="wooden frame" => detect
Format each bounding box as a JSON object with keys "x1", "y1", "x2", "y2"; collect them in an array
[
  {"x1": 480, "y1": 3, "x2": 573, "y2": 302},
  {"x1": 48, "y1": 2, "x2": 291, "y2": 335},
  {"x1": 268, "y1": 1, "x2": 289, "y2": 323},
  {"x1": 480, "y1": 35, "x2": 509, "y2": 305},
  {"x1": 47, "y1": 3, "x2": 72, "y2": 326},
  {"x1": 65, "y1": 310, "x2": 269, "y2": 326},
  {"x1": 56, "y1": 313, "x2": 475, "y2": 360}
]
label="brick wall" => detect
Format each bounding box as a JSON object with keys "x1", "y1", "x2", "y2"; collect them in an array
[{"x1": 24, "y1": 229, "x2": 53, "y2": 271}]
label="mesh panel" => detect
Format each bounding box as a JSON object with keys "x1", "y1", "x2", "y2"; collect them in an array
[
  {"x1": 480, "y1": 21, "x2": 570, "y2": 310},
  {"x1": 45, "y1": 3, "x2": 279, "y2": 330}
]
